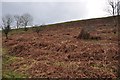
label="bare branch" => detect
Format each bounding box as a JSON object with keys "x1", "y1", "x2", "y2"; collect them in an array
[
  {"x1": 14, "y1": 15, "x2": 22, "y2": 28},
  {"x1": 107, "y1": 0, "x2": 120, "y2": 16},
  {"x1": 2, "y1": 14, "x2": 13, "y2": 39},
  {"x1": 2, "y1": 14, "x2": 13, "y2": 29},
  {"x1": 21, "y1": 13, "x2": 33, "y2": 31}
]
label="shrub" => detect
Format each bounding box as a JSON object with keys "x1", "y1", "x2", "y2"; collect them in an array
[
  {"x1": 77, "y1": 28, "x2": 90, "y2": 39},
  {"x1": 77, "y1": 28, "x2": 101, "y2": 40},
  {"x1": 33, "y1": 26, "x2": 43, "y2": 35}
]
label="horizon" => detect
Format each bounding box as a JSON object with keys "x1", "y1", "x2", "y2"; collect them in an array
[
  {"x1": 0, "y1": 15, "x2": 115, "y2": 31},
  {"x1": 0, "y1": 0, "x2": 111, "y2": 29}
]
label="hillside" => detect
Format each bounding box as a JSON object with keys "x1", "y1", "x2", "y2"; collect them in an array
[{"x1": 2, "y1": 16, "x2": 120, "y2": 78}]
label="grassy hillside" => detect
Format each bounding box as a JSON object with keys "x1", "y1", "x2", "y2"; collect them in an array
[{"x1": 2, "y1": 16, "x2": 120, "y2": 78}]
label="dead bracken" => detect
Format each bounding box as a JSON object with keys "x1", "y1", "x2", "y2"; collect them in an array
[{"x1": 2, "y1": 16, "x2": 119, "y2": 78}]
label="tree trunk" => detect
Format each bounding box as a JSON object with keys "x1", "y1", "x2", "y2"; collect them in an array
[
  {"x1": 17, "y1": 22, "x2": 19, "y2": 29},
  {"x1": 113, "y1": 8, "x2": 115, "y2": 16},
  {"x1": 5, "y1": 33, "x2": 8, "y2": 39},
  {"x1": 24, "y1": 23, "x2": 28, "y2": 31}
]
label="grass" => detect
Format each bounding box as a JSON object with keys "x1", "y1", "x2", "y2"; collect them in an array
[
  {"x1": 2, "y1": 26, "x2": 45, "y2": 36},
  {"x1": 2, "y1": 48, "x2": 28, "y2": 78},
  {"x1": 1, "y1": 16, "x2": 118, "y2": 78},
  {"x1": 10, "y1": 29, "x2": 25, "y2": 35},
  {"x1": 2, "y1": 70, "x2": 28, "y2": 78}
]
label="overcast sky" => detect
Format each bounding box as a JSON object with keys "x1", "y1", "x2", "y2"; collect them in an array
[{"x1": 0, "y1": 0, "x2": 109, "y2": 27}]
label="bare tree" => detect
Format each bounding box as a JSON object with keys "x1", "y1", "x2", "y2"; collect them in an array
[
  {"x1": 117, "y1": 1, "x2": 120, "y2": 15},
  {"x1": 2, "y1": 14, "x2": 13, "y2": 39},
  {"x1": 14, "y1": 15, "x2": 22, "y2": 29},
  {"x1": 106, "y1": 0, "x2": 120, "y2": 27},
  {"x1": 107, "y1": 0, "x2": 120, "y2": 16},
  {"x1": 108, "y1": 0, "x2": 116, "y2": 16},
  {"x1": 21, "y1": 13, "x2": 33, "y2": 31}
]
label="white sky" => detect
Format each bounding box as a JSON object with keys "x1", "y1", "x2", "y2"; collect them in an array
[{"x1": 0, "y1": 0, "x2": 110, "y2": 26}]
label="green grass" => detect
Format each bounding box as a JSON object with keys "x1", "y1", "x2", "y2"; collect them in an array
[
  {"x1": 2, "y1": 26, "x2": 46, "y2": 37},
  {"x1": 10, "y1": 29, "x2": 25, "y2": 35},
  {"x1": 2, "y1": 48, "x2": 28, "y2": 78},
  {"x1": 2, "y1": 70, "x2": 28, "y2": 78}
]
